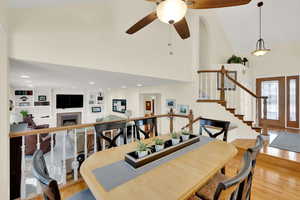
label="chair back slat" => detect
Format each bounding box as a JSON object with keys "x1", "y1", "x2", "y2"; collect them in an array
[
  {"x1": 134, "y1": 117, "x2": 158, "y2": 139},
  {"x1": 236, "y1": 135, "x2": 264, "y2": 200},
  {"x1": 199, "y1": 118, "x2": 230, "y2": 142},
  {"x1": 32, "y1": 150, "x2": 61, "y2": 200},
  {"x1": 94, "y1": 121, "x2": 127, "y2": 150}
]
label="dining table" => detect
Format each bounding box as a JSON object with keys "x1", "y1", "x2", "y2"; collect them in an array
[{"x1": 80, "y1": 135, "x2": 238, "y2": 200}]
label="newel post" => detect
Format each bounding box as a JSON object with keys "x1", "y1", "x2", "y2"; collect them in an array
[
  {"x1": 262, "y1": 97, "x2": 269, "y2": 136},
  {"x1": 169, "y1": 108, "x2": 174, "y2": 133},
  {"x1": 220, "y1": 65, "x2": 226, "y2": 102},
  {"x1": 188, "y1": 109, "x2": 194, "y2": 133}
]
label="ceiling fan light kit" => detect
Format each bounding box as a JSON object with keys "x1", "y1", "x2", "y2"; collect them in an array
[
  {"x1": 252, "y1": 1, "x2": 271, "y2": 56},
  {"x1": 156, "y1": 0, "x2": 187, "y2": 24},
  {"x1": 126, "y1": 0, "x2": 253, "y2": 40}
]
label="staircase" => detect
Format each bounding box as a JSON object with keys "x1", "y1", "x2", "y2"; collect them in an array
[{"x1": 197, "y1": 66, "x2": 268, "y2": 135}]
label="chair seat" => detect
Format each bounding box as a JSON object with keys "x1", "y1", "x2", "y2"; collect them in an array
[
  {"x1": 68, "y1": 189, "x2": 95, "y2": 200},
  {"x1": 196, "y1": 172, "x2": 228, "y2": 200}
]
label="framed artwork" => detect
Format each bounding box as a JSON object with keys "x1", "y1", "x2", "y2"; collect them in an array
[
  {"x1": 38, "y1": 95, "x2": 47, "y2": 102},
  {"x1": 178, "y1": 104, "x2": 189, "y2": 115},
  {"x1": 217, "y1": 71, "x2": 237, "y2": 90},
  {"x1": 92, "y1": 107, "x2": 101, "y2": 113},
  {"x1": 112, "y1": 99, "x2": 127, "y2": 113},
  {"x1": 166, "y1": 99, "x2": 176, "y2": 108},
  {"x1": 145, "y1": 101, "x2": 152, "y2": 111}
]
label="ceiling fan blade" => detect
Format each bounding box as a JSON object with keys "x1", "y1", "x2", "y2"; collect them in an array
[
  {"x1": 190, "y1": 0, "x2": 252, "y2": 9},
  {"x1": 174, "y1": 17, "x2": 190, "y2": 40},
  {"x1": 126, "y1": 11, "x2": 157, "y2": 34}
]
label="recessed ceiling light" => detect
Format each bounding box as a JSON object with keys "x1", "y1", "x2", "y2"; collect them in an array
[
  {"x1": 89, "y1": 81, "x2": 95, "y2": 85},
  {"x1": 121, "y1": 85, "x2": 127, "y2": 89},
  {"x1": 20, "y1": 75, "x2": 30, "y2": 79},
  {"x1": 137, "y1": 84, "x2": 143, "y2": 87}
]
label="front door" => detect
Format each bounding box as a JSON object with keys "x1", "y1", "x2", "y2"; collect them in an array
[{"x1": 256, "y1": 77, "x2": 285, "y2": 128}]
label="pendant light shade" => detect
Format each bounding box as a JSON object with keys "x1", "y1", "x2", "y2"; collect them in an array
[
  {"x1": 252, "y1": 2, "x2": 270, "y2": 56},
  {"x1": 157, "y1": 0, "x2": 187, "y2": 24}
]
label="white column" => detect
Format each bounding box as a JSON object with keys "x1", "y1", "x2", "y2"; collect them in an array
[
  {"x1": 84, "y1": 128, "x2": 88, "y2": 159},
  {"x1": 73, "y1": 129, "x2": 78, "y2": 181},
  {"x1": 0, "y1": 14, "x2": 9, "y2": 199},
  {"x1": 62, "y1": 131, "x2": 67, "y2": 185}
]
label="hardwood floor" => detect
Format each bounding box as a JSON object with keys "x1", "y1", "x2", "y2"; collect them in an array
[{"x1": 59, "y1": 156, "x2": 300, "y2": 200}]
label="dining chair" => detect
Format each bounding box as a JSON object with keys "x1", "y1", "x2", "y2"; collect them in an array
[
  {"x1": 94, "y1": 121, "x2": 127, "y2": 151},
  {"x1": 190, "y1": 151, "x2": 252, "y2": 200},
  {"x1": 32, "y1": 150, "x2": 95, "y2": 200},
  {"x1": 199, "y1": 118, "x2": 230, "y2": 142},
  {"x1": 236, "y1": 135, "x2": 264, "y2": 200},
  {"x1": 134, "y1": 117, "x2": 158, "y2": 140},
  {"x1": 194, "y1": 135, "x2": 264, "y2": 200}
]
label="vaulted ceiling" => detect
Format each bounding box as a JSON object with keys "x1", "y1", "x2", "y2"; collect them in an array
[{"x1": 217, "y1": 0, "x2": 300, "y2": 54}]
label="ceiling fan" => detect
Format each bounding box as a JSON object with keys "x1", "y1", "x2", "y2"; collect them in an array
[{"x1": 126, "y1": 0, "x2": 251, "y2": 40}]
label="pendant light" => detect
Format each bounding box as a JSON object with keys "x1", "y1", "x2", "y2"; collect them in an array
[{"x1": 252, "y1": 2, "x2": 271, "y2": 56}]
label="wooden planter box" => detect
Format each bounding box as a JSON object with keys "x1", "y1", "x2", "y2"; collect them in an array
[{"x1": 125, "y1": 135, "x2": 200, "y2": 169}]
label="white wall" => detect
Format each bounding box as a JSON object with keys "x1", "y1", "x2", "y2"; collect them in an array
[
  {"x1": 9, "y1": 0, "x2": 193, "y2": 82},
  {"x1": 10, "y1": 87, "x2": 107, "y2": 127},
  {"x1": 0, "y1": 0, "x2": 10, "y2": 198},
  {"x1": 107, "y1": 77, "x2": 258, "y2": 142},
  {"x1": 250, "y1": 42, "x2": 300, "y2": 78}
]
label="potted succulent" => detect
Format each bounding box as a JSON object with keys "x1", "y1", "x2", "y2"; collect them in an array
[
  {"x1": 136, "y1": 141, "x2": 151, "y2": 158},
  {"x1": 153, "y1": 138, "x2": 164, "y2": 152},
  {"x1": 20, "y1": 110, "x2": 29, "y2": 121},
  {"x1": 181, "y1": 130, "x2": 190, "y2": 141},
  {"x1": 171, "y1": 132, "x2": 180, "y2": 145}
]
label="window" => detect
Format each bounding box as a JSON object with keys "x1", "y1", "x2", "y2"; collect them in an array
[{"x1": 261, "y1": 80, "x2": 279, "y2": 120}]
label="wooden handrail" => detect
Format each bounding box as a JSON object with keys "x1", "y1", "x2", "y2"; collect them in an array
[
  {"x1": 181, "y1": 116, "x2": 202, "y2": 130},
  {"x1": 223, "y1": 71, "x2": 267, "y2": 99},
  {"x1": 9, "y1": 113, "x2": 190, "y2": 138},
  {"x1": 197, "y1": 70, "x2": 221, "y2": 73}
]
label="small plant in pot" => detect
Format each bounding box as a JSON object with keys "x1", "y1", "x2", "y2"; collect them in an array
[
  {"x1": 181, "y1": 130, "x2": 190, "y2": 141},
  {"x1": 171, "y1": 132, "x2": 180, "y2": 146},
  {"x1": 136, "y1": 141, "x2": 151, "y2": 159},
  {"x1": 153, "y1": 138, "x2": 164, "y2": 152}
]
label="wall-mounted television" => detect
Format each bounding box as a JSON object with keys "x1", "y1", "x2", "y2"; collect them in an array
[{"x1": 56, "y1": 94, "x2": 84, "y2": 109}]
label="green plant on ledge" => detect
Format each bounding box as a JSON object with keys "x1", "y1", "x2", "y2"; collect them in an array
[
  {"x1": 227, "y1": 55, "x2": 248, "y2": 66},
  {"x1": 153, "y1": 138, "x2": 164, "y2": 146},
  {"x1": 20, "y1": 110, "x2": 29, "y2": 118}
]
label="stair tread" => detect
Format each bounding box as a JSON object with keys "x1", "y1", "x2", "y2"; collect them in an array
[
  {"x1": 252, "y1": 127, "x2": 262, "y2": 129},
  {"x1": 243, "y1": 120, "x2": 254, "y2": 123}
]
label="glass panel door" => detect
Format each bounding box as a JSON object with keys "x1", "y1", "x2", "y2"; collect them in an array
[
  {"x1": 261, "y1": 80, "x2": 279, "y2": 120},
  {"x1": 256, "y1": 77, "x2": 285, "y2": 128},
  {"x1": 287, "y1": 76, "x2": 299, "y2": 128}
]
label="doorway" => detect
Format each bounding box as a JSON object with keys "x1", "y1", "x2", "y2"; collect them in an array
[{"x1": 256, "y1": 77, "x2": 285, "y2": 128}]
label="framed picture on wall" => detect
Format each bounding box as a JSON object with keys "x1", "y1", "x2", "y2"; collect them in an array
[
  {"x1": 178, "y1": 104, "x2": 189, "y2": 115},
  {"x1": 112, "y1": 99, "x2": 127, "y2": 113},
  {"x1": 145, "y1": 101, "x2": 152, "y2": 111},
  {"x1": 38, "y1": 95, "x2": 47, "y2": 102},
  {"x1": 217, "y1": 71, "x2": 237, "y2": 90},
  {"x1": 166, "y1": 99, "x2": 176, "y2": 108},
  {"x1": 92, "y1": 107, "x2": 101, "y2": 113}
]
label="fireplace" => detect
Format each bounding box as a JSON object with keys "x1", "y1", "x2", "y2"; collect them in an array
[{"x1": 57, "y1": 112, "x2": 82, "y2": 127}]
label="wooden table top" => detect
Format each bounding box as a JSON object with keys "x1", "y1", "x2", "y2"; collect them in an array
[{"x1": 80, "y1": 136, "x2": 237, "y2": 200}]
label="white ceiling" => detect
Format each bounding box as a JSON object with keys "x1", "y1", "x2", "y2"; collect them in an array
[
  {"x1": 217, "y1": 0, "x2": 300, "y2": 54},
  {"x1": 10, "y1": 59, "x2": 183, "y2": 90}
]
